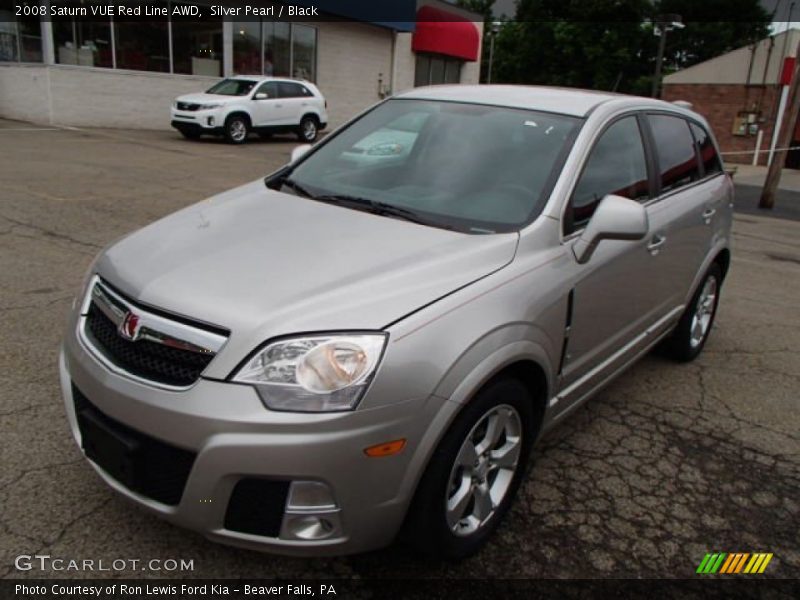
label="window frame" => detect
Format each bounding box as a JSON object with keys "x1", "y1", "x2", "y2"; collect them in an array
[
  {"x1": 561, "y1": 111, "x2": 656, "y2": 237},
  {"x1": 641, "y1": 111, "x2": 726, "y2": 203},
  {"x1": 688, "y1": 120, "x2": 724, "y2": 180}
]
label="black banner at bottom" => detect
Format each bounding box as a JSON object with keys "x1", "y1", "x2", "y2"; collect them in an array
[{"x1": 2, "y1": 579, "x2": 799, "y2": 600}]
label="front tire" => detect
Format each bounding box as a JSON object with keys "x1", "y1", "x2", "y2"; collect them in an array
[
  {"x1": 224, "y1": 115, "x2": 250, "y2": 144},
  {"x1": 297, "y1": 116, "x2": 318, "y2": 142},
  {"x1": 661, "y1": 263, "x2": 722, "y2": 362},
  {"x1": 402, "y1": 377, "x2": 536, "y2": 559}
]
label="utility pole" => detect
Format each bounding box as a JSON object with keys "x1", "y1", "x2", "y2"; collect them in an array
[{"x1": 760, "y1": 41, "x2": 800, "y2": 209}]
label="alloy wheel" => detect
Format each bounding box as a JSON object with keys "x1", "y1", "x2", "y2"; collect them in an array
[
  {"x1": 445, "y1": 404, "x2": 522, "y2": 537},
  {"x1": 689, "y1": 276, "x2": 717, "y2": 348}
]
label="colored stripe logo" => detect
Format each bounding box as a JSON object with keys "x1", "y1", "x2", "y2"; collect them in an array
[{"x1": 696, "y1": 552, "x2": 773, "y2": 574}]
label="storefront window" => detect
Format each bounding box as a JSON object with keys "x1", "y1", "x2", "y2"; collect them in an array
[
  {"x1": 0, "y1": 3, "x2": 42, "y2": 63},
  {"x1": 114, "y1": 15, "x2": 169, "y2": 72},
  {"x1": 292, "y1": 24, "x2": 316, "y2": 81},
  {"x1": 233, "y1": 20, "x2": 261, "y2": 74},
  {"x1": 172, "y1": 3, "x2": 222, "y2": 76},
  {"x1": 415, "y1": 54, "x2": 463, "y2": 86},
  {"x1": 264, "y1": 22, "x2": 290, "y2": 77},
  {"x1": 53, "y1": 18, "x2": 112, "y2": 68}
]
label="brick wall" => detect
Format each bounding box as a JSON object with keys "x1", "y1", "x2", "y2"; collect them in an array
[{"x1": 662, "y1": 83, "x2": 783, "y2": 166}]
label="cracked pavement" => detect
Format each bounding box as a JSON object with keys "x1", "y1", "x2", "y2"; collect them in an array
[{"x1": 0, "y1": 119, "x2": 798, "y2": 580}]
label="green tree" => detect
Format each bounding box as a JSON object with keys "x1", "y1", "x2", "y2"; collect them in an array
[{"x1": 492, "y1": 0, "x2": 771, "y2": 95}]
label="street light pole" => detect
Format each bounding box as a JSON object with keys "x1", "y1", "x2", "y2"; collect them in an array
[
  {"x1": 651, "y1": 14, "x2": 683, "y2": 98},
  {"x1": 487, "y1": 22, "x2": 500, "y2": 84}
]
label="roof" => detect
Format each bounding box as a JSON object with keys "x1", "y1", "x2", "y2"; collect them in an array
[
  {"x1": 230, "y1": 75, "x2": 315, "y2": 85},
  {"x1": 396, "y1": 85, "x2": 628, "y2": 117},
  {"x1": 664, "y1": 28, "x2": 800, "y2": 86}
]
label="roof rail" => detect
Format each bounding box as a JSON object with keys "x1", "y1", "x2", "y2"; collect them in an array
[{"x1": 671, "y1": 100, "x2": 694, "y2": 110}]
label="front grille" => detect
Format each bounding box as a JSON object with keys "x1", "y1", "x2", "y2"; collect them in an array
[
  {"x1": 224, "y1": 478, "x2": 290, "y2": 537},
  {"x1": 177, "y1": 101, "x2": 200, "y2": 111},
  {"x1": 73, "y1": 385, "x2": 196, "y2": 506},
  {"x1": 85, "y1": 301, "x2": 214, "y2": 387}
]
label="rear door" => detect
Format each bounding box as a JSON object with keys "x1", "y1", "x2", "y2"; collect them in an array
[
  {"x1": 277, "y1": 81, "x2": 315, "y2": 125},
  {"x1": 643, "y1": 113, "x2": 725, "y2": 309}
]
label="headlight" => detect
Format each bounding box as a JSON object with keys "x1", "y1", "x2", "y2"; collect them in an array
[
  {"x1": 232, "y1": 334, "x2": 387, "y2": 412},
  {"x1": 199, "y1": 103, "x2": 222, "y2": 110}
]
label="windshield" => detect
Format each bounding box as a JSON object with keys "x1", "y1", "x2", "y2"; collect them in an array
[
  {"x1": 285, "y1": 99, "x2": 581, "y2": 233},
  {"x1": 206, "y1": 79, "x2": 257, "y2": 96}
]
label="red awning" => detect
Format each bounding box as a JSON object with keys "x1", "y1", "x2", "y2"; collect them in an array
[{"x1": 412, "y1": 6, "x2": 480, "y2": 62}]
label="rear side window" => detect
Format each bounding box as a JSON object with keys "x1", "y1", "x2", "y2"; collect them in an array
[
  {"x1": 649, "y1": 114, "x2": 702, "y2": 193},
  {"x1": 566, "y1": 116, "x2": 650, "y2": 234},
  {"x1": 690, "y1": 122, "x2": 723, "y2": 176},
  {"x1": 278, "y1": 82, "x2": 311, "y2": 98}
]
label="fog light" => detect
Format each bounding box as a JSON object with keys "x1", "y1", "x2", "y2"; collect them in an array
[
  {"x1": 287, "y1": 481, "x2": 336, "y2": 510},
  {"x1": 284, "y1": 515, "x2": 335, "y2": 540},
  {"x1": 207, "y1": 116, "x2": 215, "y2": 126}
]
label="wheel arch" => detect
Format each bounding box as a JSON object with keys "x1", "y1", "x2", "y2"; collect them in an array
[{"x1": 225, "y1": 110, "x2": 252, "y2": 126}]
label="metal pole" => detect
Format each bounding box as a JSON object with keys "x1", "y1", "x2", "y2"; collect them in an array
[
  {"x1": 652, "y1": 24, "x2": 667, "y2": 97},
  {"x1": 487, "y1": 33, "x2": 495, "y2": 84}
]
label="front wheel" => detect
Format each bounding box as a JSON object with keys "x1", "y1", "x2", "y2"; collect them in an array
[
  {"x1": 402, "y1": 378, "x2": 536, "y2": 559},
  {"x1": 224, "y1": 115, "x2": 250, "y2": 144},
  {"x1": 661, "y1": 263, "x2": 722, "y2": 362},
  {"x1": 297, "y1": 116, "x2": 318, "y2": 142}
]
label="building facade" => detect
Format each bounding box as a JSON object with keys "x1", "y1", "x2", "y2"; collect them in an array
[
  {"x1": 0, "y1": 0, "x2": 482, "y2": 130},
  {"x1": 662, "y1": 29, "x2": 800, "y2": 167}
]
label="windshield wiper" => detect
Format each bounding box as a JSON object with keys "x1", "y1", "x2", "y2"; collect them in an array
[
  {"x1": 314, "y1": 194, "x2": 449, "y2": 229},
  {"x1": 280, "y1": 177, "x2": 315, "y2": 199}
]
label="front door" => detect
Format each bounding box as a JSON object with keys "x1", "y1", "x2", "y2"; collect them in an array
[{"x1": 555, "y1": 114, "x2": 671, "y2": 414}]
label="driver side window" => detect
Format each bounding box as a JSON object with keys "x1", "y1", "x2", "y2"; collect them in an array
[{"x1": 565, "y1": 116, "x2": 650, "y2": 235}]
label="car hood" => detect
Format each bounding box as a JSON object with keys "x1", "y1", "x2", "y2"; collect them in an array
[
  {"x1": 96, "y1": 181, "x2": 518, "y2": 370},
  {"x1": 175, "y1": 93, "x2": 242, "y2": 104}
]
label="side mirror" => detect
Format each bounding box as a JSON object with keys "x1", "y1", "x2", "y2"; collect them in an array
[
  {"x1": 254, "y1": 92, "x2": 268, "y2": 100},
  {"x1": 572, "y1": 195, "x2": 649, "y2": 264},
  {"x1": 291, "y1": 144, "x2": 312, "y2": 163}
]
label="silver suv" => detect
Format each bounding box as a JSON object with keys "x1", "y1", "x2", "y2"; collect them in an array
[{"x1": 61, "y1": 85, "x2": 732, "y2": 558}]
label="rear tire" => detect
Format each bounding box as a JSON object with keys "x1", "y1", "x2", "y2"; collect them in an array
[
  {"x1": 661, "y1": 263, "x2": 722, "y2": 362},
  {"x1": 402, "y1": 377, "x2": 536, "y2": 559},
  {"x1": 297, "y1": 116, "x2": 318, "y2": 142},
  {"x1": 224, "y1": 115, "x2": 250, "y2": 144}
]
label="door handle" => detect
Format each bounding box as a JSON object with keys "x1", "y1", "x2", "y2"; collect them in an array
[
  {"x1": 702, "y1": 208, "x2": 716, "y2": 224},
  {"x1": 647, "y1": 234, "x2": 667, "y2": 255}
]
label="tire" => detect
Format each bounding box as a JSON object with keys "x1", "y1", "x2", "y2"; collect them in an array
[
  {"x1": 224, "y1": 115, "x2": 250, "y2": 144},
  {"x1": 179, "y1": 130, "x2": 201, "y2": 140},
  {"x1": 297, "y1": 116, "x2": 318, "y2": 142},
  {"x1": 661, "y1": 263, "x2": 722, "y2": 362},
  {"x1": 402, "y1": 377, "x2": 537, "y2": 559}
]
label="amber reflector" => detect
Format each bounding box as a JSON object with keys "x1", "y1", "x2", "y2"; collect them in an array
[{"x1": 364, "y1": 439, "x2": 406, "y2": 457}]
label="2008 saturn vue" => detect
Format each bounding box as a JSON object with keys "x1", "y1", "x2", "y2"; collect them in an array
[{"x1": 61, "y1": 85, "x2": 732, "y2": 558}]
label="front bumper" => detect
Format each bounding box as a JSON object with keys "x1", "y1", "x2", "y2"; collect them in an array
[
  {"x1": 60, "y1": 325, "x2": 450, "y2": 555},
  {"x1": 170, "y1": 107, "x2": 224, "y2": 134}
]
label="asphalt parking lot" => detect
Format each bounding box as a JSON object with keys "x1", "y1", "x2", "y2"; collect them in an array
[{"x1": 1, "y1": 118, "x2": 798, "y2": 580}]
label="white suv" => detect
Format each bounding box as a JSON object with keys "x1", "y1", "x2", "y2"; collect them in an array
[{"x1": 171, "y1": 76, "x2": 328, "y2": 144}]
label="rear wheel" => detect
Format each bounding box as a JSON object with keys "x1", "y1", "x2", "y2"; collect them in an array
[
  {"x1": 224, "y1": 115, "x2": 250, "y2": 144},
  {"x1": 297, "y1": 116, "x2": 318, "y2": 142},
  {"x1": 403, "y1": 377, "x2": 536, "y2": 559},
  {"x1": 661, "y1": 263, "x2": 722, "y2": 362}
]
